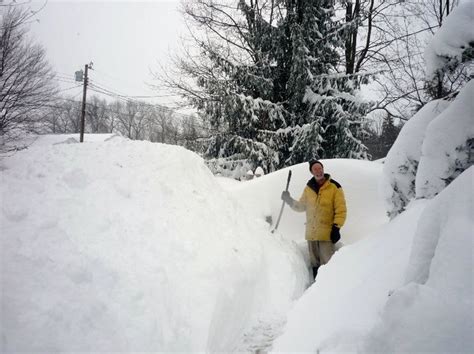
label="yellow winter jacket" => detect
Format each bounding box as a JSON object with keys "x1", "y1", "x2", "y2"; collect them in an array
[{"x1": 290, "y1": 174, "x2": 347, "y2": 241}]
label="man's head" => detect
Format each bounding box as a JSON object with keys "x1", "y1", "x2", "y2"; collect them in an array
[{"x1": 309, "y1": 160, "x2": 325, "y2": 182}]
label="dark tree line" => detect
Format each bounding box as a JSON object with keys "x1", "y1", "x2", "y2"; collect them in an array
[{"x1": 363, "y1": 113, "x2": 402, "y2": 160}]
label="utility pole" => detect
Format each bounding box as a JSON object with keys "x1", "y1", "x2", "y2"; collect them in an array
[
  {"x1": 76, "y1": 62, "x2": 93, "y2": 143},
  {"x1": 79, "y1": 64, "x2": 89, "y2": 143}
]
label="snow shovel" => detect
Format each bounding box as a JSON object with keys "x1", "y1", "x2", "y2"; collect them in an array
[{"x1": 271, "y1": 169, "x2": 292, "y2": 233}]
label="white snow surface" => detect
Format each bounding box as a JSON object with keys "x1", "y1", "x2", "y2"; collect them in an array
[
  {"x1": 416, "y1": 80, "x2": 474, "y2": 199},
  {"x1": 271, "y1": 199, "x2": 428, "y2": 352},
  {"x1": 1, "y1": 134, "x2": 309, "y2": 352},
  {"x1": 424, "y1": 0, "x2": 474, "y2": 79},
  {"x1": 1, "y1": 133, "x2": 472, "y2": 353},
  {"x1": 364, "y1": 167, "x2": 474, "y2": 353}
]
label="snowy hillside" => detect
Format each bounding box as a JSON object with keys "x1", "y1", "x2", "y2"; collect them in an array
[{"x1": 1, "y1": 134, "x2": 309, "y2": 352}]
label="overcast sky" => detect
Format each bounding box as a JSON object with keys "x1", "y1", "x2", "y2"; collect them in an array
[{"x1": 29, "y1": 0, "x2": 186, "y2": 106}]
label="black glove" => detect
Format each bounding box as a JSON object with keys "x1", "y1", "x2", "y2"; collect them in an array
[
  {"x1": 330, "y1": 224, "x2": 341, "y2": 244},
  {"x1": 281, "y1": 190, "x2": 293, "y2": 205}
]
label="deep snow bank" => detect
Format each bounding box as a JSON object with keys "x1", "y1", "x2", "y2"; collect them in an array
[
  {"x1": 271, "y1": 198, "x2": 428, "y2": 352},
  {"x1": 364, "y1": 167, "x2": 473, "y2": 352},
  {"x1": 0, "y1": 134, "x2": 307, "y2": 352},
  {"x1": 271, "y1": 166, "x2": 473, "y2": 353}
]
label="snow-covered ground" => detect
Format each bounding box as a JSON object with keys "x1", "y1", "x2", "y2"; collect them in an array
[
  {"x1": 273, "y1": 168, "x2": 473, "y2": 353},
  {"x1": 1, "y1": 133, "x2": 472, "y2": 352},
  {"x1": 1, "y1": 133, "x2": 386, "y2": 352},
  {"x1": 1, "y1": 134, "x2": 310, "y2": 352},
  {"x1": 272, "y1": 199, "x2": 428, "y2": 352}
]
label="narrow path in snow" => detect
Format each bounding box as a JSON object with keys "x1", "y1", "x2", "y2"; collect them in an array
[
  {"x1": 236, "y1": 316, "x2": 287, "y2": 353},
  {"x1": 236, "y1": 277, "x2": 313, "y2": 353}
]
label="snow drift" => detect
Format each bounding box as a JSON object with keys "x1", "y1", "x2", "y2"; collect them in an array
[
  {"x1": 364, "y1": 167, "x2": 473, "y2": 352},
  {"x1": 272, "y1": 155, "x2": 473, "y2": 353},
  {"x1": 0, "y1": 134, "x2": 307, "y2": 352},
  {"x1": 271, "y1": 198, "x2": 429, "y2": 352}
]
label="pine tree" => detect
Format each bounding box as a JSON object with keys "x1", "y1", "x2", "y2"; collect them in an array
[
  {"x1": 173, "y1": 0, "x2": 371, "y2": 175},
  {"x1": 285, "y1": 0, "x2": 370, "y2": 164},
  {"x1": 194, "y1": 51, "x2": 289, "y2": 172},
  {"x1": 187, "y1": 2, "x2": 290, "y2": 173},
  {"x1": 380, "y1": 114, "x2": 401, "y2": 153}
]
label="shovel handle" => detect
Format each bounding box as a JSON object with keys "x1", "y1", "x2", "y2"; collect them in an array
[{"x1": 272, "y1": 169, "x2": 292, "y2": 233}]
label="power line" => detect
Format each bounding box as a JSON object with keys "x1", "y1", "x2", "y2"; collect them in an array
[
  {"x1": 90, "y1": 66, "x2": 179, "y2": 98},
  {"x1": 87, "y1": 80, "x2": 194, "y2": 120},
  {"x1": 88, "y1": 83, "x2": 138, "y2": 105},
  {"x1": 55, "y1": 67, "x2": 196, "y2": 128},
  {"x1": 57, "y1": 84, "x2": 83, "y2": 93},
  {"x1": 55, "y1": 65, "x2": 184, "y2": 102},
  {"x1": 52, "y1": 77, "x2": 78, "y2": 85}
]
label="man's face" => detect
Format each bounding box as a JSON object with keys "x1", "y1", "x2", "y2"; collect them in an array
[{"x1": 311, "y1": 163, "x2": 324, "y2": 180}]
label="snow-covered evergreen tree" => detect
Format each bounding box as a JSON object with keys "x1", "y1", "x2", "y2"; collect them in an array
[
  {"x1": 174, "y1": 0, "x2": 371, "y2": 175},
  {"x1": 382, "y1": 100, "x2": 450, "y2": 218},
  {"x1": 285, "y1": 0, "x2": 370, "y2": 164},
  {"x1": 383, "y1": 1, "x2": 474, "y2": 218},
  {"x1": 179, "y1": 1, "x2": 289, "y2": 174},
  {"x1": 416, "y1": 80, "x2": 474, "y2": 200}
]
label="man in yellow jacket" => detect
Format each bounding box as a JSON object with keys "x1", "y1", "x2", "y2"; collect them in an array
[{"x1": 281, "y1": 160, "x2": 347, "y2": 279}]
